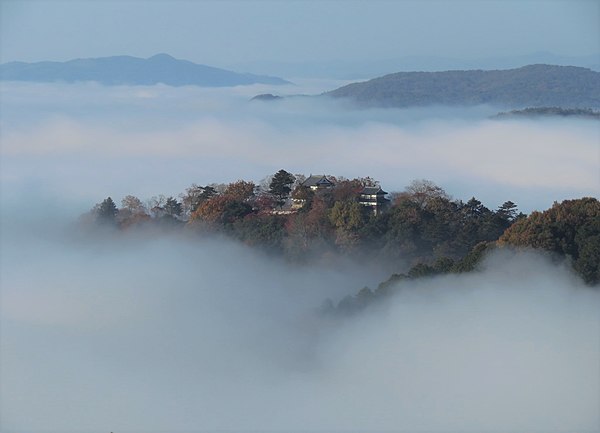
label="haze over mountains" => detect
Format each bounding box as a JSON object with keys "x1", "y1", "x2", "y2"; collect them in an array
[
  {"x1": 0, "y1": 53, "x2": 290, "y2": 87},
  {"x1": 232, "y1": 51, "x2": 600, "y2": 80},
  {"x1": 4, "y1": 54, "x2": 599, "y2": 111},
  {"x1": 325, "y1": 64, "x2": 600, "y2": 109}
]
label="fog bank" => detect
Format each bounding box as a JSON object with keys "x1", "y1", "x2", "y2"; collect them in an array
[
  {"x1": 1, "y1": 82, "x2": 598, "y2": 213},
  {"x1": 1, "y1": 81, "x2": 599, "y2": 432},
  {"x1": 1, "y1": 216, "x2": 598, "y2": 432}
]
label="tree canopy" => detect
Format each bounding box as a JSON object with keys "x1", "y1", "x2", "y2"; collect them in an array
[{"x1": 269, "y1": 169, "x2": 295, "y2": 207}]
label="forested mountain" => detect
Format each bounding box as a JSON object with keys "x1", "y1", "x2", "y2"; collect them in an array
[
  {"x1": 498, "y1": 198, "x2": 600, "y2": 284},
  {"x1": 493, "y1": 107, "x2": 600, "y2": 120},
  {"x1": 83, "y1": 175, "x2": 521, "y2": 269},
  {"x1": 83, "y1": 171, "x2": 599, "y2": 318},
  {"x1": 83, "y1": 170, "x2": 599, "y2": 280},
  {"x1": 0, "y1": 53, "x2": 290, "y2": 87},
  {"x1": 325, "y1": 64, "x2": 600, "y2": 108},
  {"x1": 334, "y1": 197, "x2": 600, "y2": 314}
]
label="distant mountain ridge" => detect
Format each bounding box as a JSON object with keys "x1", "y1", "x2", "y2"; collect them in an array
[
  {"x1": 0, "y1": 53, "x2": 290, "y2": 87},
  {"x1": 493, "y1": 107, "x2": 600, "y2": 120},
  {"x1": 325, "y1": 64, "x2": 600, "y2": 108},
  {"x1": 232, "y1": 52, "x2": 600, "y2": 80}
]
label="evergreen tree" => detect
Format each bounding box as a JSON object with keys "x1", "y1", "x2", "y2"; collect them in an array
[
  {"x1": 269, "y1": 169, "x2": 295, "y2": 207},
  {"x1": 96, "y1": 197, "x2": 118, "y2": 225},
  {"x1": 164, "y1": 197, "x2": 183, "y2": 217},
  {"x1": 497, "y1": 201, "x2": 518, "y2": 222}
]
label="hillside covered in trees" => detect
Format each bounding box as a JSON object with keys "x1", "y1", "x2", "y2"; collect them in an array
[
  {"x1": 84, "y1": 171, "x2": 599, "y2": 291},
  {"x1": 333, "y1": 197, "x2": 600, "y2": 314},
  {"x1": 325, "y1": 64, "x2": 600, "y2": 109},
  {"x1": 493, "y1": 107, "x2": 600, "y2": 120}
]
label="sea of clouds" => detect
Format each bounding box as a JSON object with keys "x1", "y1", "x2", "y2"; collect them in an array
[
  {"x1": 1, "y1": 226, "x2": 598, "y2": 432},
  {"x1": 1, "y1": 80, "x2": 599, "y2": 432},
  {"x1": 1, "y1": 80, "x2": 598, "y2": 212}
]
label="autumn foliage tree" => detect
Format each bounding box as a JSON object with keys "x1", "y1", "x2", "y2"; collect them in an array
[
  {"x1": 118, "y1": 195, "x2": 150, "y2": 229},
  {"x1": 84, "y1": 175, "x2": 532, "y2": 273}
]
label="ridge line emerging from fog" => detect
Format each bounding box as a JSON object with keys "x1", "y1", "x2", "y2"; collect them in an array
[{"x1": 0, "y1": 53, "x2": 292, "y2": 87}]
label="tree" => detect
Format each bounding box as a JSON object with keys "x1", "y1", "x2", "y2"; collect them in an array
[
  {"x1": 118, "y1": 195, "x2": 150, "y2": 228},
  {"x1": 332, "y1": 179, "x2": 363, "y2": 202},
  {"x1": 181, "y1": 185, "x2": 219, "y2": 217},
  {"x1": 498, "y1": 197, "x2": 600, "y2": 284},
  {"x1": 462, "y1": 197, "x2": 489, "y2": 219},
  {"x1": 96, "y1": 197, "x2": 118, "y2": 225},
  {"x1": 200, "y1": 185, "x2": 218, "y2": 200},
  {"x1": 232, "y1": 214, "x2": 286, "y2": 251},
  {"x1": 329, "y1": 201, "x2": 366, "y2": 232},
  {"x1": 269, "y1": 169, "x2": 295, "y2": 207},
  {"x1": 224, "y1": 180, "x2": 255, "y2": 201},
  {"x1": 181, "y1": 184, "x2": 203, "y2": 215},
  {"x1": 121, "y1": 195, "x2": 146, "y2": 214},
  {"x1": 164, "y1": 197, "x2": 182, "y2": 217},
  {"x1": 497, "y1": 201, "x2": 518, "y2": 222},
  {"x1": 403, "y1": 179, "x2": 450, "y2": 208}
]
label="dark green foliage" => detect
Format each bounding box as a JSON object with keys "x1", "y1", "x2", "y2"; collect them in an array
[
  {"x1": 433, "y1": 256, "x2": 455, "y2": 273},
  {"x1": 269, "y1": 169, "x2": 296, "y2": 207},
  {"x1": 375, "y1": 273, "x2": 407, "y2": 297},
  {"x1": 451, "y1": 242, "x2": 494, "y2": 273},
  {"x1": 337, "y1": 286, "x2": 375, "y2": 314},
  {"x1": 200, "y1": 185, "x2": 217, "y2": 201},
  {"x1": 87, "y1": 177, "x2": 521, "y2": 271},
  {"x1": 361, "y1": 190, "x2": 510, "y2": 265},
  {"x1": 407, "y1": 263, "x2": 436, "y2": 278},
  {"x1": 575, "y1": 235, "x2": 600, "y2": 285},
  {"x1": 494, "y1": 107, "x2": 600, "y2": 120},
  {"x1": 164, "y1": 197, "x2": 182, "y2": 217},
  {"x1": 96, "y1": 197, "x2": 118, "y2": 225},
  {"x1": 499, "y1": 197, "x2": 600, "y2": 285},
  {"x1": 86, "y1": 175, "x2": 598, "y2": 319},
  {"x1": 181, "y1": 185, "x2": 216, "y2": 214},
  {"x1": 497, "y1": 201, "x2": 519, "y2": 223},
  {"x1": 221, "y1": 200, "x2": 253, "y2": 225},
  {"x1": 232, "y1": 214, "x2": 286, "y2": 252},
  {"x1": 326, "y1": 65, "x2": 600, "y2": 109}
]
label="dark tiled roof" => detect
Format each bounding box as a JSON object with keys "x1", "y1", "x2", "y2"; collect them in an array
[
  {"x1": 361, "y1": 186, "x2": 388, "y2": 195},
  {"x1": 301, "y1": 175, "x2": 335, "y2": 188}
]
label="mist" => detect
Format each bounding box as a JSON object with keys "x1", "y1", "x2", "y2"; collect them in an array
[
  {"x1": 1, "y1": 214, "x2": 598, "y2": 432},
  {"x1": 1, "y1": 81, "x2": 598, "y2": 213},
  {"x1": 1, "y1": 81, "x2": 599, "y2": 432}
]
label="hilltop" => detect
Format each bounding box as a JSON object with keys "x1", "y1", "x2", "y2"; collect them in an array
[
  {"x1": 0, "y1": 53, "x2": 290, "y2": 87},
  {"x1": 325, "y1": 64, "x2": 600, "y2": 109},
  {"x1": 493, "y1": 107, "x2": 600, "y2": 120}
]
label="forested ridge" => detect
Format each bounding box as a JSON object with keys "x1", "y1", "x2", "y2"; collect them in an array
[
  {"x1": 334, "y1": 197, "x2": 600, "y2": 314},
  {"x1": 493, "y1": 107, "x2": 600, "y2": 119},
  {"x1": 84, "y1": 170, "x2": 600, "y2": 299},
  {"x1": 325, "y1": 64, "x2": 600, "y2": 109}
]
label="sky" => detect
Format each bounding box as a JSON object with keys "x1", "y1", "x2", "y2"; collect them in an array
[{"x1": 1, "y1": 0, "x2": 599, "y2": 70}]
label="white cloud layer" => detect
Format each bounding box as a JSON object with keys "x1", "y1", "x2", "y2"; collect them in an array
[
  {"x1": 0, "y1": 82, "x2": 599, "y2": 432},
  {"x1": 1, "y1": 82, "x2": 598, "y2": 213},
  {"x1": 1, "y1": 225, "x2": 598, "y2": 432}
]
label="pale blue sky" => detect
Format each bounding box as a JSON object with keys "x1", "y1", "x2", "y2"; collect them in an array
[{"x1": 1, "y1": 0, "x2": 598, "y2": 68}]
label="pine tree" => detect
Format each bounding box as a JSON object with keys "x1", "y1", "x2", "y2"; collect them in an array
[
  {"x1": 96, "y1": 197, "x2": 118, "y2": 225},
  {"x1": 269, "y1": 169, "x2": 295, "y2": 208}
]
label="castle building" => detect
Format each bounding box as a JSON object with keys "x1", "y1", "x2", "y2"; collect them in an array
[{"x1": 359, "y1": 186, "x2": 390, "y2": 215}]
